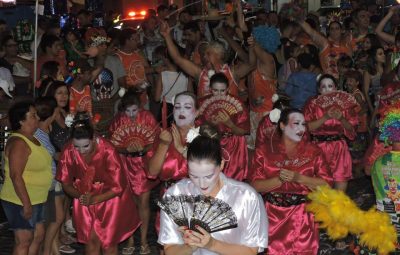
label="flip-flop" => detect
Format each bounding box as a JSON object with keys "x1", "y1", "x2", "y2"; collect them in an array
[
  {"x1": 122, "y1": 247, "x2": 135, "y2": 255},
  {"x1": 59, "y1": 245, "x2": 76, "y2": 254},
  {"x1": 140, "y1": 244, "x2": 151, "y2": 254}
]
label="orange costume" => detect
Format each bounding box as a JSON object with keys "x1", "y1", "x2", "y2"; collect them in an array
[
  {"x1": 69, "y1": 85, "x2": 92, "y2": 116},
  {"x1": 319, "y1": 41, "x2": 351, "y2": 79},
  {"x1": 197, "y1": 64, "x2": 239, "y2": 98},
  {"x1": 115, "y1": 50, "x2": 148, "y2": 105}
]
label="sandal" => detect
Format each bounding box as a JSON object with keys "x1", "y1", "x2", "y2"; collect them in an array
[
  {"x1": 60, "y1": 234, "x2": 76, "y2": 245},
  {"x1": 140, "y1": 244, "x2": 151, "y2": 254},
  {"x1": 122, "y1": 247, "x2": 135, "y2": 255},
  {"x1": 59, "y1": 245, "x2": 76, "y2": 254}
]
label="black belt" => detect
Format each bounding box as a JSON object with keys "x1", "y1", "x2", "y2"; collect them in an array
[
  {"x1": 311, "y1": 135, "x2": 344, "y2": 142},
  {"x1": 263, "y1": 192, "x2": 307, "y2": 207},
  {"x1": 124, "y1": 151, "x2": 146, "y2": 157}
]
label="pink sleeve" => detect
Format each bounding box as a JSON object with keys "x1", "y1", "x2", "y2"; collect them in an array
[
  {"x1": 103, "y1": 143, "x2": 125, "y2": 196},
  {"x1": 56, "y1": 144, "x2": 73, "y2": 184},
  {"x1": 249, "y1": 146, "x2": 269, "y2": 181},
  {"x1": 312, "y1": 147, "x2": 333, "y2": 186}
]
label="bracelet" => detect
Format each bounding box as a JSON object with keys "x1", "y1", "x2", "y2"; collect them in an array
[{"x1": 181, "y1": 146, "x2": 188, "y2": 155}]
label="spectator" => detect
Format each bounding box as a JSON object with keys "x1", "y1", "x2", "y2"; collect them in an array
[
  {"x1": 0, "y1": 101, "x2": 53, "y2": 255},
  {"x1": 284, "y1": 53, "x2": 318, "y2": 109}
]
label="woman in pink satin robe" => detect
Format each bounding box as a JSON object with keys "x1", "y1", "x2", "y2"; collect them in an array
[
  {"x1": 250, "y1": 108, "x2": 332, "y2": 255},
  {"x1": 109, "y1": 91, "x2": 159, "y2": 254},
  {"x1": 255, "y1": 96, "x2": 291, "y2": 151},
  {"x1": 147, "y1": 91, "x2": 198, "y2": 232},
  {"x1": 196, "y1": 73, "x2": 250, "y2": 181},
  {"x1": 303, "y1": 74, "x2": 358, "y2": 191},
  {"x1": 56, "y1": 113, "x2": 140, "y2": 254}
]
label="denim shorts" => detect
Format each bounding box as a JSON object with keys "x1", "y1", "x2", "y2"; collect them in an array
[{"x1": 1, "y1": 200, "x2": 45, "y2": 230}]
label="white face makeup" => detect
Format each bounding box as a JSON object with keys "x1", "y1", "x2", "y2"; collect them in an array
[
  {"x1": 173, "y1": 95, "x2": 196, "y2": 127},
  {"x1": 73, "y1": 138, "x2": 94, "y2": 155},
  {"x1": 125, "y1": 104, "x2": 139, "y2": 120},
  {"x1": 211, "y1": 82, "x2": 228, "y2": 96},
  {"x1": 188, "y1": 160, "x2": 221, "y2": 196},
  {"x1": 319, "y1": 78, "x2": 337, "y2": 95},
  {"x1": 282, "y1": 112, "x2": 306, "y2": 143}
]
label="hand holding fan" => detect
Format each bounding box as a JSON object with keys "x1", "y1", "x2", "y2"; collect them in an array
[
  {"x1": 157, "y1": 194, "x2": 238, "y2": 233},
  {"x1": 314, "y1": 91, "x2": 359, "y2": 112},
  {"x1": 110, "y1": 123, "x2": 157, "y2": 149},
  {"x1": 198, "y1": 95, "x2": 243, "y2": 121}
]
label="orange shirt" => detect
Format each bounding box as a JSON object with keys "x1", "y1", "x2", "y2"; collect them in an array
[
  {"x1": 249, "y1": 68, "x2": 276, "y2": 113},
  {"x1": 197, "y1": 64, "x2": 238, "y2": 98},
  {"x1": 319, "y1": 41, "x2": 351, "y2": 79},
  {"x1": 69, "y1": 85, "x2": 92, "y2": 116},
  {"x1": 115, "y1": 50, "x2": 148, "y2": 106}
]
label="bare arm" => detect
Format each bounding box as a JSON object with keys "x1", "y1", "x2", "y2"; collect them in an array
[
  {"x1": 217, "y1": 27, "x2": 249, "y2": 62},
  {"x1": 254, "y1": 44, "x2": 276, "y2": 79},
  {"x1": 363, "y1": 71, "x2": 374, "y2": 113},
  {"x1": 206, "y1": 239, "x2": 258, "y2": 255},
  {"x1": 234, "y1": 0, "x2": 248, "y2": 32},
  {"x1": 154, "y1": 73, "x2": 163, "y2": 102},
  {"x1": 7, "y1": 138, "x2": 31, "y2": 219},
  {"x1": 299, "y1": 21, "x2": 328, "y2": 50},
  {"x1": 62, "y1": 183, "x2": 81, "y2": 198},
  {"x1": 375, "y1": 7, "x2": 396, "y2": 44},
  {"x1": 233, "y1": 37, "x2": 256, "y2": 81},
  {"x1": 251, "y1": 177, "x2": 283, "y2": 193},
  {"x1": 307, "y1": 114, "x2": 329, "y2": 132},
  {"x1": 148, "y1": 129, "x2": 172, "y2": 177},
  {"x1": 159, "y1": 22, "x2": 201, "y2": 78},
  {"x1": 164, "y1": 244, "x2": 195, "y2": 255}
]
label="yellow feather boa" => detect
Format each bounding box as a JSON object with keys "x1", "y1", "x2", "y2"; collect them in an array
[{"x1": 307, "y1": 186, "x2": 397, "y2": 254}]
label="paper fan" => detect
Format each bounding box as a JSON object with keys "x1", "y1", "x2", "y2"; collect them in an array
[
  {"x1": 313, "y1": 91, "x2": 358, "y2": 111},
  {"x1": 157, "y1": 195, "x2": 238, "y2": 233},
  {"x1": 110, "y1": 123, "x2": 157, "y2": 148},
  {"x1": 198, "y1": 95, "x2": 243, "y2": 118}
]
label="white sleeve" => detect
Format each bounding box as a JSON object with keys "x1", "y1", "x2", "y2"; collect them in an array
[
  {"x1": 158, "y1": 207, "x2": 185, "y2": 245},
  {"x1": 241, "y1": 192, "x2": 269, "y2": 252}
]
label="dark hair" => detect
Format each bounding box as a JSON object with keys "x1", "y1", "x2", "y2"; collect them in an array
[
  {"x1": 1, "y1": 35, "x2": 14, "y2": 49},
  {"x1": 345, "y1": 70, "x2": 362, "y2": 86},
  {"x1": 272, "y1": 95, "x2": 291, "y2": 110},
  {"x1": 8, "y1": 100, "x2": 35, "y2": 131},
  {"x1": 337, "y1": 55, "x2": 353, "y2": 69},
  {"x1": 43, "y1": 80, "x2": 68, "y2": 98},
  {"x1": 40, "y1": 60, "x2": 60, "y2": 79},
  {"x1": 298, "y1": 53, "x2": 313, "y2": 69},
  {"x1": 281, "y1": 38, "x2": 298, "y2": 60},
  {"x1": 35, "y1": 96, "x2": 57, "y2": 121},
  {"x1": 174, "y1": 91, "x2": 198, "y2": 109},
  {"x1": 210, "y1": 73, "x2": 228, "y2": 88},
  {"x1": 40, "y1": 34, "x2": 61, "y2": 53},
  {"x1": 364, "y1": 33, "x2": 381, "y2": 49},
  {"x1": 317, "y1": 73, "x2": 338, "y2": 89},
  {"x1": 119, "y1": 89, "x2": 141, "y2": 112},
  {"x1": 119, "y1": 28, "x2": 136, "y2": 46},
  {"x1": 187, "y1": 124, "x2": 222, "y2": 166},
  {"x1": 366, "y1": 47, "x2": 384, "y2": 75},
  {"x1": 70, "y1": 112, "x2": 94, "y2": 140},
  {"x1": 157, "y1": 4, "x2": 168, "y2": 13},
  {"x1": 304, "y1": 44, "x2": 321, "y2": 67},
  {"x1": 305, "y1": 18, "x2": 317, "y2": 30},
  {"x1": 277, "y1": 108, "x2": 304, "y2": 135},
  {"x1": 183, "y1": 21, "x2": 200, "y2": 33}
]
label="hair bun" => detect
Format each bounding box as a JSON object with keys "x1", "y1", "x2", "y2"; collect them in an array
[{"x1": 199, "y1": 124, "x2": 220, "y2": 140}]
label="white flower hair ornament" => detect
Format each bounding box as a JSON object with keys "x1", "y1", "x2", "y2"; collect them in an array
[
  {"x1": 65, "y1": 114, "x2": 75, "y2": 127},
  {"x1": 207, "y1": 69, "x2": 216, "y2": 79},
  {"x1": 271, "y1": 93, "x2": 279, "y2": 103},
  {"x1": 118, "y1": 87, "x2": 126, "y2": 97},
  {"x1": 186, "y1": 127, "x2": 201, "y2": 143},
  {"x1": 269, "y1": 108, "x2": 281, "y2": 123}
]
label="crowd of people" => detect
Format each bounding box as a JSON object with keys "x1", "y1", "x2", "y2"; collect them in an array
[{"x1": 1, "y1": 0, "x2": 400, "y2": 254}]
